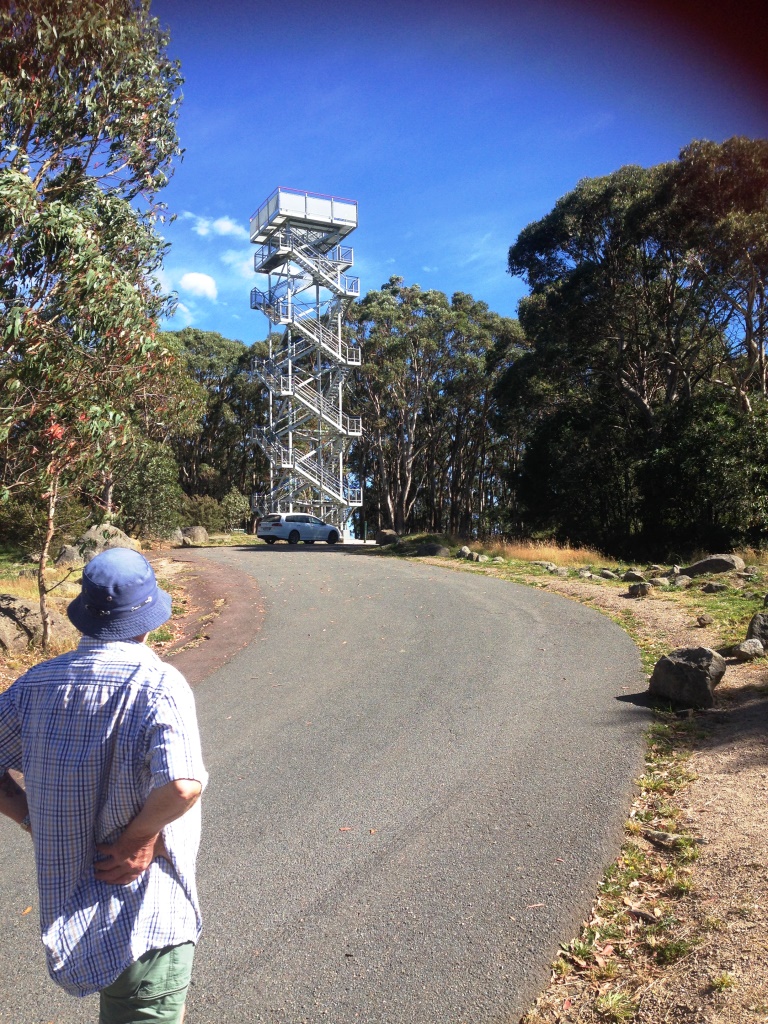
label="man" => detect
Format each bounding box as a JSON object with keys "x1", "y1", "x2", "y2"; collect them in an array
[{"x1": 0, "y1": 548, "x2": 207, "y2": 1024}]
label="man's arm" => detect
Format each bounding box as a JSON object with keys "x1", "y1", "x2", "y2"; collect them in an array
[
  {"x1": 0, "y1": 770, "x2": 29, "y2": 828},
  {"x1": 94, "y1": 778, "x2": 202, "y2": 885}
]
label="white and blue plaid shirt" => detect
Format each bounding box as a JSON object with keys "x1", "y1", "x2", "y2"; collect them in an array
[{"x1": 0, "y1": 637, "x2": 208, "y2": 996}]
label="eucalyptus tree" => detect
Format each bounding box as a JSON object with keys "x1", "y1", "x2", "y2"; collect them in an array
[
  {"x1": 0, "y1": 0, "x2": 184, "y2": 645},
  {"x1": 165, "y1": 327, "x2": 268, "y2": 500},
  {"x1": 351, "y1": 278, "x2": 521, "y2": 537},
  {"x1": 352, "y1": 278, "x2": 451, "y2": 534},
  {"x1": 499, "y1": 136, "x2": 768, "y2": 554}
]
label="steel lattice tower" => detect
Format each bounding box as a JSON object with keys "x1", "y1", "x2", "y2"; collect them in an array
[{"x1": 249, "y1": 188, "x2": 362, "y2": 526}]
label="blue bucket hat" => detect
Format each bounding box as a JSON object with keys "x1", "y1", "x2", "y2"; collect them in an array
[{"x1": 67, "y1": 548, "x2": 172, "y2": 641}]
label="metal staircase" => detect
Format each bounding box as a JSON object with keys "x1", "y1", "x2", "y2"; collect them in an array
[{"x1": 249, "y1": 188, "x2": 363, "y2": 523}]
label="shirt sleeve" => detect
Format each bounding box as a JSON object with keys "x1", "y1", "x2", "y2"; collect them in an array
[
  {"x1": 0, "y1": 682, "x2": 22, "y2": 775},
  {"x1": 144, "y1": 671, "x2": 208, "y2": 792}
]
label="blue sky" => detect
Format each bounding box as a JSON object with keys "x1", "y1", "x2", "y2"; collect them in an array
[{"x1": 152, "y1": 0, "x2": 768, "y2": 343}]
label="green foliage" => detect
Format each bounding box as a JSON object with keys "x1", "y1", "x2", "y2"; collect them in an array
[
  {"x1": 220, "y1": 488, "x2": 251, "y2": 531},
  {"x1": 498, "y1": 137, "x2": 768, "y2": 556},
  {"x1": 350, "y1": 278, "x2": 523, "y2": 536},
  {"x1": 164, "y1": 327, "x2": 268, "y2": 499},
  {"x1": 114, "y1": 443, "x2": 184, "y2": 538},
  {"x1": 0, "y1": 0, "x2": 185, "y2": 642},
  {"x1": 182, "y1": 494, "x2": 226, "y2": 535}
]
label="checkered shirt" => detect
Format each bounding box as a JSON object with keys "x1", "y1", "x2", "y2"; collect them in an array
[{"x1": 0, "y1": 637, "x2": 208, "y2": 996}]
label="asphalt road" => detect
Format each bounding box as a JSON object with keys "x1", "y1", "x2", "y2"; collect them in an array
[{"x1": 0, "y1": 546, "x2": 647, "y2": 1023}]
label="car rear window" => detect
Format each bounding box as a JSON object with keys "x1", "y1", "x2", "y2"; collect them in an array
[{"x1": 262, "y1": 514, "x2": 281, "y2": 523}]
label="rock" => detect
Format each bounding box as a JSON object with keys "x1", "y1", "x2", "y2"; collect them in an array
[
  {"x1": 669, "y1": 565, "x2": 682, "y2": 577},
  {"x1": 77, "y1": 524, "x2": 141, "y2": 562},
  {"x1": 628, "y1": 582, "x2": 653, "y2": 598},
  {"x1": 746, "y1": 611, "x2": 768, "y2": 647},
  {"x1": 533, "y1": 560, "x2": 556, "y2": 570},
  {"x1": 182, "y1": 525, "x2": 210, "y2": 546},
  {"x1": 702, "y1": 582, "x2": 729, "y2": 594},
  {"x1": 458, "y1": 545, "x2": 472, "y2": 559},
  {"x1": 697, "y1": 614, "x2": 714, "y2": 627},
  {"x1": 470, "y1": 551, "x2": 481, "y2": 562},
  {"x1": 181, "y1": 537, "x2": 193, "y2": 547},
  {"x1": 599, "y1": 569, "x2": 618, "y2": 580},
  {"x1": 55, "y1": 544, "x2": 83, "y2": 566},
  {"x1": 648, "y1": 564, "x2": 665, "y2": 573},
  {"x1": 492, "y1": 556, "x2": 504, "y2": 564},
  {"x1": 648, "y1": 647, "x2": 727, "y2": 709},
  {"x1": 734, "y1": 639, "x2": 764, "y2": 662},
  {"x1": 554, "y1": 567, "x2": 568, "y2": 576},
  {"x1": 623, "y1": 570, "x2": 646, "y2": 582},
  {"x1": 744, "y1": 565, "x2": 760, "y2": 575},
  {"x1": 673, "y1": 575, "x2": 693, "y2": 589},
  {"x1": 736, "y1": 571, "x2": 757, "y2": 580},
  {"x1": 682, "y1": 554, "x2": 746, "y2": 577},
  {"x1": 169, "y1": 527, "x2": 185, "y2": 546},
  {"x1": 415, "y1": 543, "x2": 451, "y2": 557},
  {"x1": 477, "y1": 554, "x2": 490, "y2": 563},
  {"x1": 578, "y1": 569, "x2": 593, "y2": 578},
  {"x1": 648, "y1": 577, "x2": 669, "y2": 588},
  {"x1": 0, "y1": 595, "x2": 79, "y2": 654}
]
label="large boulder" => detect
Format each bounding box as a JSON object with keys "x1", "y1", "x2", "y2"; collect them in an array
[
  {"x1": 628, "y1": 582, "x2": 652, "y2": 598},
  {"x1": 734, "y1": 639, "x2": 764, "y2": 662},
  {"x1": 599, "y1": 569, "x2": 618, "y2": 580},
  {"x1": 181, "y1": 526, "x2": 209, "y2": 546},
  {"x1": 648, "y1": 647, "x2": 726, "y2": 709},
  {"x1": 55, "y1": 544, "x2": 83, "y2": 566},
  {"x1": 623, "y1": 570, "x2": 646, "y2": 582},
  {"x1": 746, "y1": 611, "x2": 768, "y2": 647},
  {"x1": 682, "y1": 554, "x2": 745, "y2": 577},
  {"x1": 375, "y1": 529, "x2": 399, "y2": 547},
  {"x1": 0, "y1": 595, "x2": 79, "y2": 654},
  {"x1": 415, "y1": 543, "x2": 451, "y2": 557},
  {"x1": 77, "y1": 524, "x2": 141, "y2": 562},
  {"x1": 702, "y1": 582, "x2": 729, "y2": 594},
  {"x1": 168, "y1": 527, "x2": 185, "y2": 546}
]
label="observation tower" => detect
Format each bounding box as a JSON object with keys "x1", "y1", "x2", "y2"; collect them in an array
[{"x1": 249, "y1": 187, "x2": 362, "y2": 526}]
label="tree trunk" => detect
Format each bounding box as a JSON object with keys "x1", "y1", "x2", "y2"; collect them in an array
[{"x1": 38, "y1": 474, "x2": 59, "y2": 651}]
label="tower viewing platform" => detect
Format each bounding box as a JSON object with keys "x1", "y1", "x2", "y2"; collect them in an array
[{"x1": 249, "y1": 188, "x2": 363, "y2": 524}]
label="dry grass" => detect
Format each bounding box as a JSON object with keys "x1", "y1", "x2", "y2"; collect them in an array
[{"x1": 481, "y1": 538, "x2": 606, "y2": 566}]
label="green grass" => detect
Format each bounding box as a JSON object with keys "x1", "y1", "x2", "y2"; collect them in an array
[{"x1": 595, "y1": 990, "x2": 637, "y2": 1021}]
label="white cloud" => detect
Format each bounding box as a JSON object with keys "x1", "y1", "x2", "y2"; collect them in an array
[
  {"x1": 179, "y1": 272, "x2": 218, "y2": 300},
  {"x1": 172, "y1": 301, "x2": 195, "y2": 326},
  {"x1": 421, "y1": 265, "x2": 438, "y2": 273},
  {"x1": 221, "y1": 248, "x2": 255, "y2": 281},
  {"x1": 211, "y1": 216, "x2": 249, "y2": 239},
  {"x1": 182, "y1": 211, "x2": 249, "y2": 239}
]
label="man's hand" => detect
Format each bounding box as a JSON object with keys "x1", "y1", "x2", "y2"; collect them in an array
[
  {"x1": 93, "y1": 778, "x2": 199, "y2": 886},
  {"x1": 95, "y1": 832, "x2": 169, "y2": 885}
]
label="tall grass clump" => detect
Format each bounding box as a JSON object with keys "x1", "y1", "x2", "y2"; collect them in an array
[{"x1": 483, "y1": 538, "x2": 605, "y2": 566}]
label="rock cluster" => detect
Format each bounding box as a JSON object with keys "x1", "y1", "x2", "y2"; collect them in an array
[{"x1": 0, "y1": 596, "x2": 79, "y2": 655}]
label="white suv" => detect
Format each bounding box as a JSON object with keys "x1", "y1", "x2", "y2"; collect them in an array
[{"x1": 257, "y1": 513, "x2": 341, "y2": 545}]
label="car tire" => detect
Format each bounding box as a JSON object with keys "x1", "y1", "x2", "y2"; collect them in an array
[
  {"x1": 265, "y1": 537, "x2": 276, "y2": 545},
  {"x1": 288, "y1": 530, "x2": 300, "y2": 545},
  {"x1": 327, "y1": 530, "x2": 339, "y2": 545}
]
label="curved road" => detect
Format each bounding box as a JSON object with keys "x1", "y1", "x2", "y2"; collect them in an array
[{"x1": 1, "y1": 546, "x2": 647, "y2": 1023}]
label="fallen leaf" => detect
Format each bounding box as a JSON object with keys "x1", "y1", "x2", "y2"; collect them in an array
[
  {"x1": 339, "y1": 827, "x2": 352, "y2": 832},
  {"x1": 21, "y1": 906, "x2": 32, "y2": 915},
  {"x1": 369, "y1": 828, "x2": 377, "y2": 834},
  {"x1": 526, "y1": 903, "x2": 546, "y2": 909},
  {"x1": 563, "y1": 998, "x2": 573, "y2": 1010}
]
